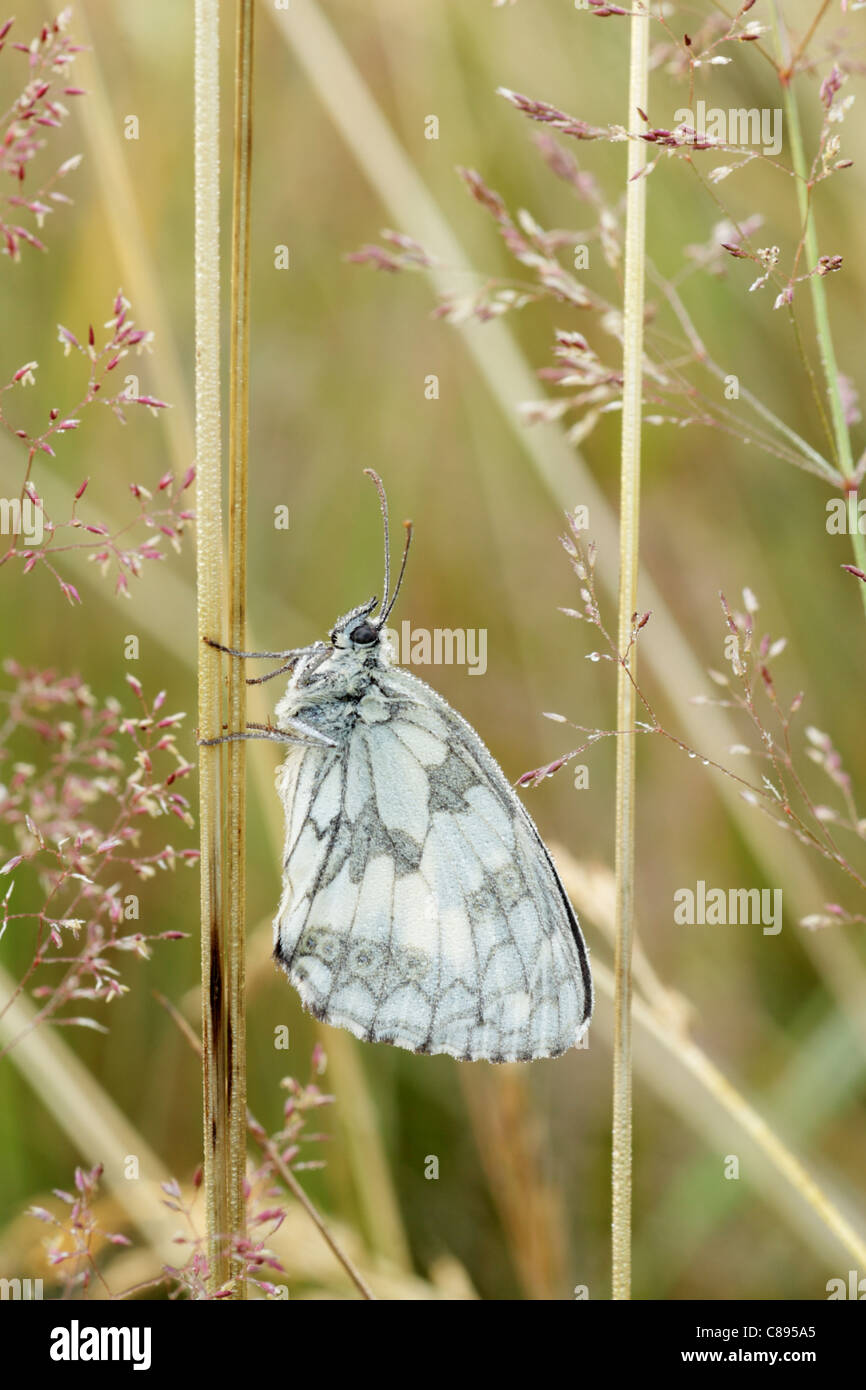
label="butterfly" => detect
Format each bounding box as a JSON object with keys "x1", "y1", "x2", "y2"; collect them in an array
[{"x1": 203, "y1": 471, "x2": 592, "y2": 1062}]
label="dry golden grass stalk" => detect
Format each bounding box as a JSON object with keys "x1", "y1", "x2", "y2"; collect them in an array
[
  {"x1": 194, "y1": 0, "x2": 231, "y2": 1293},
  {"x1": 223, "y1": 0, "x2": 255, "y2": 1296}
]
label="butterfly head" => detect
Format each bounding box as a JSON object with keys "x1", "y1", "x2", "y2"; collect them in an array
[
  {"x1": 330, "y1": 597, "x2": 383, "y2": 652},
  {"x1": 328, "y1": 470, "x2": 412, "y2": 656}
]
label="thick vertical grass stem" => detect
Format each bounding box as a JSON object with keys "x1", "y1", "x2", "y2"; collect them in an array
[
  {"x1": 612, "y1": 3, "x2": 649, "y2": 1302},
  {"x1": 226, "y1": 0, "x2": 254, "y2": 1295},
  {"x1": 193, "y1": 0, "x2": 229, "y2": 1291}
]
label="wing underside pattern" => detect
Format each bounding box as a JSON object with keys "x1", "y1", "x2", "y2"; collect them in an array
[{"x1": 273, "y1": 674, "x2": 592, "y2": 1062}]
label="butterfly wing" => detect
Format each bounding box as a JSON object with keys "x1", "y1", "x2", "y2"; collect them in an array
[{"x1": 273, "y1": 667, "x2": 592, "y2": 1062}]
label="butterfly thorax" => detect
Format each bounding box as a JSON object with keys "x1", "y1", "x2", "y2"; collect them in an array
[{"x1": 274, "y1": 635, "x2": 394, "y2": 748}]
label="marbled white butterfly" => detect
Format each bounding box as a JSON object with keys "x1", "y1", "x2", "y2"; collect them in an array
[{"x1": 203, "y1": 472, "x2": 592, "y2": 1061}]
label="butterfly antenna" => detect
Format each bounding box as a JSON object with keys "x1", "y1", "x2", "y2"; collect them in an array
[
  {"x1": 379, "y1": 520, "x2": 413, "y2": 625},
  {"x1": 363, "y1": 468, "x2": 390, "y2": 619}
]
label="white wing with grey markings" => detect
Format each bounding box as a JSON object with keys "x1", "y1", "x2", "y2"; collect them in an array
[{"x1": 273, "y1": 667, "x2": 592, "y2": 1062}]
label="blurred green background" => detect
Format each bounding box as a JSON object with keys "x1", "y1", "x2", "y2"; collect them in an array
[{"x1": 1, "y1": 0, "x2": 865, "y2": 1300}]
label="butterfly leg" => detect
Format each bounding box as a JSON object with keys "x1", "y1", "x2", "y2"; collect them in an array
[
  {"x1": 294, "y1": 645, "x2": 332, "y2": 688},
  {"x1": 245, "y1": 660, "x2": 298, "y2": 686},
  {"x1": 198, "y1": 719, "x2": 336, "y2": 749},
  {"x1": 249, "y1": 718, "x2": 337, "y2": 748},
  {"x1": 247, "y1": 643, "x2": 330, "y2": 686},
  {"x1": 203, "y1": 636, "x2": 330, "y2": 686},
  {"x1": 204, "y1": 635, "x2": 325, "y2": 661}
]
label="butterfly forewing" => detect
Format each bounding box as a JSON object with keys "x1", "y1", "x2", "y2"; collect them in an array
[{"x1": 273, "y1": 662, "x2": 592, "y2": 1062}]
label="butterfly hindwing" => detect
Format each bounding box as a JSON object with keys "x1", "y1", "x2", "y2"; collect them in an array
[{"x1": 273, "y1": 665, "x2": 592, "y2": 1062}]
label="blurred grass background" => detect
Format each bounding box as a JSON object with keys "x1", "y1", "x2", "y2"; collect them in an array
[{"x1": 1, "y1": 0, "x2": 865, "y2": 1300}]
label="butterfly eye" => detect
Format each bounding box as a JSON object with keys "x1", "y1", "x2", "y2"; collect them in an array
[{"x1": 350, "y1": 621, "x2": 379, "y2": 646}]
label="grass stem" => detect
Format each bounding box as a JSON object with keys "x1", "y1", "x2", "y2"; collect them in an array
[
  {"x1": 771, "y1": 1, "x2": 866, "y2": 615},
  {"x1": 611, "y1": 1, "x2": 650, "y2": 1303},
  {"x1": 194, "y1": 0, "x2": 230, "y2": 1294},
  {"x1": 223, "y1": 0, "x2": 255, "y2": 1297}
]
